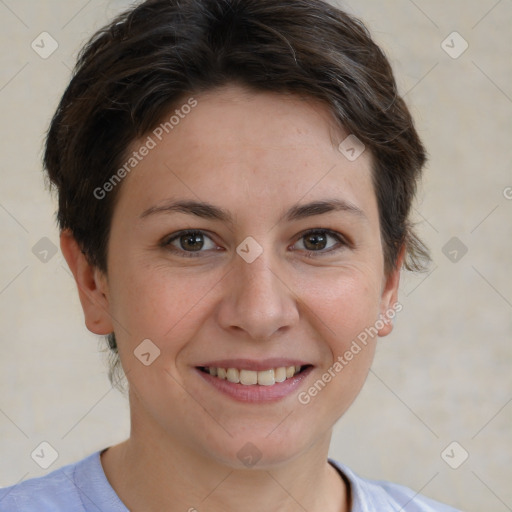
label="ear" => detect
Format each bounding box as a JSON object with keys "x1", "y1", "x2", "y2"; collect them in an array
[
  {"x1": 60, "y1": 229, "x2": 114, "y2": 335},
  {"x1": 377, "y1": 244, "x2": 405, "y2": 337}
]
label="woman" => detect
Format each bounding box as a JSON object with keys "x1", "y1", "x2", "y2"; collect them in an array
[{"x1": 0, "y1": 0, "x2": 462, "y2": 510}]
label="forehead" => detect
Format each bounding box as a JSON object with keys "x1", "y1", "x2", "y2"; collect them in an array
[{"x1": 115, "y1": 85, "x2": 376, "y2": 221}]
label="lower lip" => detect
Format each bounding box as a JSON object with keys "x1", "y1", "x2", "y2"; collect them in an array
[{"x1": 195, "y1": 366, "x2": 314, "y2": 403}]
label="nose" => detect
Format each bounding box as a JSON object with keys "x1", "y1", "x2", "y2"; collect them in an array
[{"x1": 216, "y1": 252, "x2": 299, "y2": 340}]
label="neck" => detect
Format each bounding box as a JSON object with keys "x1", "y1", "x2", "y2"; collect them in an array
[{"x1": 101, "y1": 414, "x2": 348, "y2": 512}]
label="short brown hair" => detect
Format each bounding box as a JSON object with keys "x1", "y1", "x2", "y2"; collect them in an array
[{"x1": 44, "y1": 0, "x2": 429, "y2": 383}]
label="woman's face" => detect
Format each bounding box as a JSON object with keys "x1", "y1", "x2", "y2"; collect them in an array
[{"x1": 99, "y1": 84, "x2": 401, "y2": 467}]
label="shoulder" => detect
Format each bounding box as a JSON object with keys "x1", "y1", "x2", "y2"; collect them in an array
[
  {"x1": 0, "y1": 457, "x2": 83, "y2": 511},
  {"x1": 328, "y1": 459, "x2": 463, "y2": 512},
  {"x1": 0, "y1": 450, "x2": 124, "y2": 512}
]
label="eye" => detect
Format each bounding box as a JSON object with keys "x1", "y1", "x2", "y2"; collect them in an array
[
  {"x1": 162, "y1": 228, "x2": 347, "y2": 258},
  {"x1": 292, "y1": 229, "x2": 346, "y2": 254},
  {"x1": 163, "y1": 230, "x2": 218, "y2": 256}
]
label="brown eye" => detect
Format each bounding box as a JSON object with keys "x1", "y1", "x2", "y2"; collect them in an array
[
  {"x1": 294, "y1": 229, "x2": 345, "y2": 254},
  {"x1": 164, "y1": 230, "x2": 217, "y2": 255},
  {"x1": 178, "y1": 232, "x2": 204, "y2": 251},
  {"x1": 303, "y1": 232, "x2": 328, "y2": 251}
]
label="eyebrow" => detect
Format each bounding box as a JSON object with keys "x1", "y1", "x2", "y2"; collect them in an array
[{"x1": 139, "y1": 198, "x2": 366, "y2": 223}]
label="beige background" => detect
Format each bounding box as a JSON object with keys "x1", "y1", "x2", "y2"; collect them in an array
[{"x1": 0, "y1": 0, "x2": 511, "y2": 510}]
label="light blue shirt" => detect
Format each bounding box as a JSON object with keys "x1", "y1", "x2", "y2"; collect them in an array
[{"x1": 0, "y1": 450, "x2": 462, "y2": 511}]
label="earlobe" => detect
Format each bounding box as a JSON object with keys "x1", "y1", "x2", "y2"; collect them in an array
[
  {"x1": 60, "y1": 229, "x2": 114, "y2": 335},
  {"x1": 377, "y1": 245, "x2": 405, "y2": 337}
]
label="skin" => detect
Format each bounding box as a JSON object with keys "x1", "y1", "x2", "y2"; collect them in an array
[{"x1": 61, "y1": 84, "x2": 403, "y2": 512}]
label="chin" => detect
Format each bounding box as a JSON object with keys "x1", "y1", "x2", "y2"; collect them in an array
[{"x1": 205, "y1": 424, "x2": 318, "y2": 470}]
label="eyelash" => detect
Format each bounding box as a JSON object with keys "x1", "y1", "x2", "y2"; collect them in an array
[{"x1": 161, "y1": 229, "x2": 349, "y2": 258}]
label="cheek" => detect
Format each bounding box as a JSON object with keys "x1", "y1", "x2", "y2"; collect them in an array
[
  {"x1": 297, "y1": 268, "x2": 383, "y2": 352},
  {"x1": 108, "y1": 261, "x2": 222, "y2": 352},
  {"x1": 295, "y1": 273, "x2": 380, "y2": 421}
]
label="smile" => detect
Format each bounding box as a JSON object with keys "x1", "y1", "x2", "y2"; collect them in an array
[
  {"x1": 195, "y1": 362, "x2": 314, "y2": 403},
  {"x1": 198, "y1": 365, "x2": 305, "y2": 386}
]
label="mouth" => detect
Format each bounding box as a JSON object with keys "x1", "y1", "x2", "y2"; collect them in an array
[
  {"x1": 194, "y1": 361, "x2": 314, "y2": 403},
  {"x1": 197, "y1": 365, "x2": 311, "y2": 386}
]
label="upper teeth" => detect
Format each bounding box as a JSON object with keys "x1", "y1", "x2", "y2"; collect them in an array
[{"x1": 206, "y1": 366, "x2": 302, "y2": 386}]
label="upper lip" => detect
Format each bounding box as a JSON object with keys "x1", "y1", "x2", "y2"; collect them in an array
[{"x1": 196, "y1": 358, "x2": 312, "y2": 371}]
